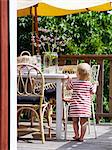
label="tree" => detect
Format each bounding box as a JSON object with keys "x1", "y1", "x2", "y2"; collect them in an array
[{"x1": 17, "y1": 12, "x2": 112, "y2": 55}]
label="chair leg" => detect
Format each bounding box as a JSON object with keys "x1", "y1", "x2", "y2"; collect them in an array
[
  {"x1": 65, "y1": 104, "x2": 69, "y2": 140},
  {"x1": 17, "y1": 111, "x2": 20, "y2": 128},
  {"x1": 47, "y1": 104, "x2": 53, "y2": 139},
  {"x1": 63, "y1": 103, "x2": 69, "y2": 140},
  {"x1": 62, "y1": 102, "x2": 66, "y2": 131},
  {"x1": 40, "y1": 113, "x2": 45, "y2": 143},
  {"x1": 92, "y1": 101, "x2": 97, "y2": 139},
  {"x1": 31, "y1": 111, "x2": 34, "y2": 127},
  {"x1": 17, "y1": 109, "x2": 22, "y2": 128},
  {"x1": 88, "y1": 118, "x2": 91, "y2": 134}
]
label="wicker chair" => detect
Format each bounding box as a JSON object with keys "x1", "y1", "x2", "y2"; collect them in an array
[
  {"x1": 88, "y1": 64, "x2": 100, "y2": 139},
  {"x1": 62, "y1": 65, "x2": 77, "y2": 139},
  {"x1": 17, "y1": 63, "x2": 48, "y2": 143},
  {"x1": 62, "y1": 65, "x2": 77, "y2": 74}
]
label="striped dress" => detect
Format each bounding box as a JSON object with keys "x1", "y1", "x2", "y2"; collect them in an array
[{"x1": 67, "y1": 79, "x2": 94, "y2": 118}]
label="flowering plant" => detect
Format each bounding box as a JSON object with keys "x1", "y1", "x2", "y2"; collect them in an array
[{"x1": 31, "y1": 29, "x2": 66, "y2": 54}]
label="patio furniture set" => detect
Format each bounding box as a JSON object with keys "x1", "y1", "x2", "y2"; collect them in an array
[{"x1": 17, "y1": 51, "x2": 100, "y2": 143}]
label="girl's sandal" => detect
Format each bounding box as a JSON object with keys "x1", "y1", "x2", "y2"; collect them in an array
[
  {"x1": 72, "y1": 137, "x2": 80, "y2": 141},
  {"x1": 77, "y1": 138, "x2": 84, "y2": 142}
]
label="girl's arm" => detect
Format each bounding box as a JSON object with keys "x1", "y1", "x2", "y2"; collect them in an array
[
  {"x1": 91, "y1": 81, "x2": 99, "y2": 94},
  {"x1": 66, "y1": 76, "x2": 73, "y2": 90}
]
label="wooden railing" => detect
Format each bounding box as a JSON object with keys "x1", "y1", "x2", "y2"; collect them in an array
[{"x1": 58, "y1": 54, "x2": 112, "y2": 122}]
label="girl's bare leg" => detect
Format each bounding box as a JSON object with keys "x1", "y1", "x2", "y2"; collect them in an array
[
  {"x1": 72, "y1": 117, "x2": 79, "y2": 139},
  {"x1": 80, "y1": 117, "x2": 88, "y2": 141}
]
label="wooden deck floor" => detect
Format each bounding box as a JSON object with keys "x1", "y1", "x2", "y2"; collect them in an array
[{"x1": 17, "y1": 123, "x2": 112, "y2": 150}]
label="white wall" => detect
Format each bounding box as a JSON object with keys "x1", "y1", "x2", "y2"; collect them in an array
[{"x1": 9, "y1": 0, "x2": 17, "y2": 149}]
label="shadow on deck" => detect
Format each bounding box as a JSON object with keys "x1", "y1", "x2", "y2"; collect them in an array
[{"x1": 17, "y1": 123, "x2": 112, "y2": 150}]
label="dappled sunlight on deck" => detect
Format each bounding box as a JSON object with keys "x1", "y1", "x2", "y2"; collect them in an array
[{"x1": 17, "y1": 123, "x2": 112, "y2": 150}]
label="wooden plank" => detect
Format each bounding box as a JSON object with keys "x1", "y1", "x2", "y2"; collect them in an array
[
  {"x1": 109, "y1": 60, "x2": 112, "y2": 113},
  {"x1": 96, "y1": 113, "x2": 112, "y2": 117},
  {"x1": 59, "y1": 54, "x2": 112, "y2": 60},
  {"x1": 0, "y1": 0, "x2": 9, "y2": 150},
  {"x1": 96, "y1": 60, "x2": 104, "y2": 114}
]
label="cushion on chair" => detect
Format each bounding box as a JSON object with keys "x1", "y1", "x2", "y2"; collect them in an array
[
  {"x1": 44, "y1": 88, "x2": 56, "y2": 100},
  {"x1": 17, "y1": 96, "x2": 40, "y2": 104}
]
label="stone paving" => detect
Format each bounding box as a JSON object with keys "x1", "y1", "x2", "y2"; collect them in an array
[{"x1": 17, "y1": 123, "x2": 112, "y2": 150}]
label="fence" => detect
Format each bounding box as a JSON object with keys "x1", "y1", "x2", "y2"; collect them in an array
[{"x1": 58, "y1": 54, "x2": 112, "y2": 122}]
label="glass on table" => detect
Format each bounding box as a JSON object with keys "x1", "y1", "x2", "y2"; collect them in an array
[
  {"x1": 57, "y1": 66, "x2": 64, "y2": 74},
  {"x1": 44, "y1": 66, "x2": 58, "y2": 74},
  {"x1": 43, "y1": 67, "x2": 50, "y2": 73},
  {"x1": 31, "y1": 54, "x2": 41, "y2": 71}
]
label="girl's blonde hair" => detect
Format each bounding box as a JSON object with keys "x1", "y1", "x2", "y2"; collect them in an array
[{"x1": 77, "y1": 63, "x2": 91, "y2": 81}]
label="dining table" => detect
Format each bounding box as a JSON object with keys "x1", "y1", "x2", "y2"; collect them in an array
[{"x1": 44, "y1": 73, "x2": 68, "y2": 139}]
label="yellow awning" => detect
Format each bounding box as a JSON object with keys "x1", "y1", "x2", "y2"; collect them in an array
[{"x1": 17, "y1": 0, "x2": 112, "y2": 17}]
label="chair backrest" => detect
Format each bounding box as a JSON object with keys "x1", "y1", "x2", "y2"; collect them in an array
[
  {"x1": 62, "y1": 65, "x2": 77, "y2": 74},
  {"x1": 91, "y1": 65, "x2": 100, "y2": 82},
  {"x1": 44, "y1": 82, "x2": 56, "y2": 91},
  {"x1": 17, "y1": 63, "x2": 45, "y2": 104}
]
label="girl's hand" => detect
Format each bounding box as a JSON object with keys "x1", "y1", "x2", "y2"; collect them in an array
[
  {"x1": 92, "y1": 81, "x2": 99, "y2": 86},
  {"x1": 66, "y1": 74, "x2": 70, "y2": 79},
  {"x1": 62, "y1": 98, "x2": 72, "y2": 103},
  {"x1": 91, "y1": 81, "x2": 99, "y2": 94}
]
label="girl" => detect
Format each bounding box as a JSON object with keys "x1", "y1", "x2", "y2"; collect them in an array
[{"x1": 66, "y1": 63, "x2": 98, "y2": 142}]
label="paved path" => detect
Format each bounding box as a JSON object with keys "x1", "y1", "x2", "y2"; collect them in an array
[{"x1": 17, "y1": 123, "x2": 112, "y2": 150}]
